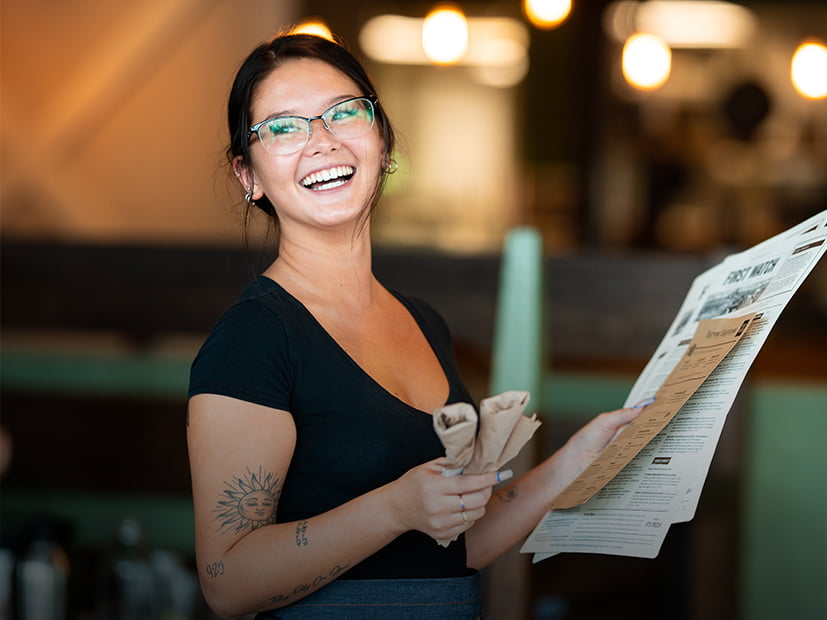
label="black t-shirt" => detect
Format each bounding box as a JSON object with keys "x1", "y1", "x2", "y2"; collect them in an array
[{"x1": 188, "y1": 276, "x2": 475, "y2": 578}]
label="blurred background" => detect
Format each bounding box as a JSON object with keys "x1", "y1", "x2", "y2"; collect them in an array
[{"x1": 1, "y1": 1, "x2": 825, "y2": 618}]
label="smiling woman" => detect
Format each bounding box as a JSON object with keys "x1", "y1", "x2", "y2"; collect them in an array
[{"x1": 185, "y1": 31, "x2": 640, "y2": 620}]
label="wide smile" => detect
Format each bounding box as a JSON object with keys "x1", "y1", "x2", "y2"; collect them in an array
[{"x1": 300, "y1": 165, "x2": 355, "y2": 192}]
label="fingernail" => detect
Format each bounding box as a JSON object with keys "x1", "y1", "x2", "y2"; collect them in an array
[
  {"x1": 496, "y1": 469, "x2": 514, "y2": 483},
  {"x1": 633, "y1": 397, "x2": 655, "y2": 409}
]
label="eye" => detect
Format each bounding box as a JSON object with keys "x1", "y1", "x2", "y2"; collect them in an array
[
  {"x1": 329, "y1": 102, "x2": 363, "y2": 122},
  {"x1": 264, "y1": 118, "x2": 304, "y2": 136}
]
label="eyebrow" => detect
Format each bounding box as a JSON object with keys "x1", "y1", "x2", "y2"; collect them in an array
[{"x1": 259, "y1": 94, "x2": 362, "y2": 123}]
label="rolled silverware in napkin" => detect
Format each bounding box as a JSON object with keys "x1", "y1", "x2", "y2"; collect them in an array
[
  {"x1": 433, "y1": 401, "x2": 478, "y2": 476},
  {"x1": 432, "y1": 391, "x2": 541, "y2": 546},
  {"x1": 466, "y1": 391, "x2": 540, "y2": 474}
]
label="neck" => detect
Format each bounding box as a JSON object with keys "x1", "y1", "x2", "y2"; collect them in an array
[{"x1": 266, "y1": 224, "x2": 378, "y2": 307}]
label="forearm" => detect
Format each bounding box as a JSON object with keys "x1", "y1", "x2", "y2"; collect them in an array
[
  {"x1": 465, "y1": 407, "x2": 643, "y2": 568},
  {"x1": 198, "y1": 485, "x2": 401, "y2": 617},
  {"x1": 464, "y1": 450, "x2": 568, "y2": 569}
]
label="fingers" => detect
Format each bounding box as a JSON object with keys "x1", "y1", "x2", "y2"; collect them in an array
[
  {"x1": 442, "y1": 469, "x2": 513, "y2": 529},
  {"x1": 632, "y1": 396, "x2": 655, "y2": 409},
  {"x1": 446, "y1": 493, "x2": 483, "y2": 534},
  {"x1": 604, "y1": 400, "x2": 651, "y2": 437},
  {"x1": 451, "y1": 489, "x2": 487, "y2": 517},
  {"x1": 399, "y1": 461, "x2": 515, "y2": 539},
  {"x1": 447, "y1": 468, "x2": 513, "y2": 491},
  {"x1": 430, "y1": 469, "x2": 513, "y2": 537},
  {"x1": 588, "y1": 403, "x2": 647, "y2": 437},
  {"x1": 568, "y1": 400, "x2": 652, "y2": 457}
]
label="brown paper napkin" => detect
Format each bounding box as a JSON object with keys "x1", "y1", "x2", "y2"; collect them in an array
[
  {"x1": 431, "y1": 390, "x2": 541, "y2": 546},
  {"x1": 465, "y1": 391, "x2": 539, "y2": 474},
  {"x1": 432, "y1": 402, "x2": 478, "y2": 475}
]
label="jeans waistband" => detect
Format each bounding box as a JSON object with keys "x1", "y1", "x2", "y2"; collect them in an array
[{"x1": 256, "y1": 572, "x2": 482, "y2": 620}]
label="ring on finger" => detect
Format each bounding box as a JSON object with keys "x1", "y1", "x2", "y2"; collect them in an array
[
  {"x1": 459, "y1": 494, "x2": 465, "y2": 510},
  {"x1": 461, "y1": 510, "x2": 469, "y2": 525}
]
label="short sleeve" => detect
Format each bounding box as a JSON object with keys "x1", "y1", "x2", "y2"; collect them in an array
[{"x1": 188, "y1": 298, "x2": 293, "y2": 411}]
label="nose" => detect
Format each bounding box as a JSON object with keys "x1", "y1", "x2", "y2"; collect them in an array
[{"x1": 305, "y1": 116, "x2": 338, "y2": 152}]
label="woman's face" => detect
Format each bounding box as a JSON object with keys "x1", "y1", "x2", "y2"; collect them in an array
[{"x1": 237, "y1": 57, "x2": 384, "y2": 235}]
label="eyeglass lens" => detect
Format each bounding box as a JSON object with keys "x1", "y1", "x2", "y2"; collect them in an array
[{"x1": 253, "y1": 97, "x2": 375, "y2": 155}]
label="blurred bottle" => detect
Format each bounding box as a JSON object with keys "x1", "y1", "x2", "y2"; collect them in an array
[
  {"x1": 97, "y1": 518, "x2": 159, "y2": 620},
  {"x1": 16, "y1": 521, "x2": 70, "y2": 620},
  {"x1": 150, "y1": 549, "x2": 198, "y2": 620},
  {"x1": 0, "y1": 545, "x2": 15, "y2": 620}
]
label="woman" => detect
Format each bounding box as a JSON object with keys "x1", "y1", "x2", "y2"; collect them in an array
[{"x1": 187, "y1": 32, "x2": 641, "y2": 619}]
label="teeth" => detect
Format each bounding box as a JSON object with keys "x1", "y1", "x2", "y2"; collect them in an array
[{"x1": 301, "y1": 165, "x2": 354, "y2": 188}]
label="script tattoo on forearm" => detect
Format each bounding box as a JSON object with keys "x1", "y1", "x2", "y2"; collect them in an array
[
  {"x1": 497, "y1": 485, "x2": 518, "y2": 503},
  {"x1": 213, "y1": 466, "x2": 281, "y2": 534},
  {"x1": 296, "y1": 520, "x2": 309, "y2": 547},
  {"x1": 329, "y1": 563, "x2": 349, "y2": 578},
  {"x1": 269, "y1": 562, "x2": 352, "y2": 605}
]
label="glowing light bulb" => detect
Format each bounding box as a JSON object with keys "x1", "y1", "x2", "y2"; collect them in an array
[
  {"x1": 291, "y1": 19, "x2": 334, "y2": 41},
  {"x1": 523, "y1": 0, "x2": 572, "y2": 30},
  {"x1": 422, "y1": 5, "x2": 469, "y2": 65},
  {"x1": 622, "y1": 33, "x2": 671, "y2": 90},
  {"x1": 791, "y1": 40, "x2": 827, "y2": 99}
]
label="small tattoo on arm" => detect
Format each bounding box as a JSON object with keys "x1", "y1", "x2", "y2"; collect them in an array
[
  {"x1": 213, "y1": 466, "x2": 281, "y2": 534},
  {"x1": 296, "y1": 521, "x2": 309, "y2": 547},
  {"x1": 205, "y1": 561, "x2": 225, "y2": 578},
  {"x1": 497, "y1": 486, "x2": 518, "y2": 503}
]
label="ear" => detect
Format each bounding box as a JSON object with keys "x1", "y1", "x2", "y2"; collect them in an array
[{"x1": 231, "y1": 156, "x2": 265, "y2": 200}]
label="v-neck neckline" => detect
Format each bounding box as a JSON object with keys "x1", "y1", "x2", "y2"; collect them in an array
[{"x1": 255, "y1": 275, "x2": 453, "y2": 416}]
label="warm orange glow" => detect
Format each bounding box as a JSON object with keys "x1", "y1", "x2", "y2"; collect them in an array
[
  {"x1": 626, "y1": 1, "x2": 756, "y2": 49},
  {"x1": 523, "y1": 0, "x2": 572, "y2": 30},
  {"x1": 291, "y1": 19, "x2": 334, "y2": 41},
  {"x1": 359, "y1": 14, "x2": 529, "y2": 87},
  {"x1": 422, "y1": 5, "x2": 469, "y2": 65},
  {"x1": 791, "y1": 40, "x2": 827, "y2": 99},
  {"x1": 622, "y1": 33, "x2": 671, "y2": 90}
]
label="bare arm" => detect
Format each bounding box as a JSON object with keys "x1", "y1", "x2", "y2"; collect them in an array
[
  {"x1": 187, "y1": 393, "x2": 503, "y2": 617},
  {"x1": 464, "y1": 406, "x2": 643, "y2": 569}
]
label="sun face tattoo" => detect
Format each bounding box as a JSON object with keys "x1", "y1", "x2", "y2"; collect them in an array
[{"x1": 214, "y1": 466, "x2": 281, "y2": 534}]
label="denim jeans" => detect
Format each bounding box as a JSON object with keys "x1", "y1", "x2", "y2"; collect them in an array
[{"x1": 256, "y1": 572, "x2": 482, "y2": 619}]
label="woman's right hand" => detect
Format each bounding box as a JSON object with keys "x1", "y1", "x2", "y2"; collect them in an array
[{"x1": 386, "y1": 458, "x2": 511, "y2": 541}]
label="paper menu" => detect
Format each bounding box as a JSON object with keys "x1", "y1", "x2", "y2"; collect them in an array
[
  {"x1": 549, "y1": 313, "x2": 756, "y2": 511},
  {"x1": 522, "y1": 209, "x2": 826, "y2": 560}
]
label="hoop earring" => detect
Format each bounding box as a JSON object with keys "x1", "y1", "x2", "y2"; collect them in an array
[{"x1": 384, "y1": 158, "x2": 398, "y2": 175}]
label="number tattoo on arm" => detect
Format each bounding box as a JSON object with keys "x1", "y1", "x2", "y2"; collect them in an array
[{"x1": 205, "y1": 561, "x2": 224, "y2": 578}]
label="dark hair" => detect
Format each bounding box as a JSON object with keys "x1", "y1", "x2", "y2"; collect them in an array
[{"x1": 227, "y1": 33, "x2": 396, "y2": 228}]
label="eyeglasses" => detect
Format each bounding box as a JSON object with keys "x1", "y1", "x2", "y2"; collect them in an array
[{"x1": 248, "y1": 96, "x2": 377, "y2": 156}]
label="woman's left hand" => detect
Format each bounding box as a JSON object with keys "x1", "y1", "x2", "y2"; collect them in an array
[{"x1": 554, "y1": 405, "x2": 644, "y2": 481}]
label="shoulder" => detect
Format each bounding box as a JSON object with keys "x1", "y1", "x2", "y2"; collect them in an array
[
  {"x1": 188, "y1": 277, "x2": 298, "y2": 407},
  {"x1": 200, "y1": 279, "x2": 290, "y2": 348}
]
